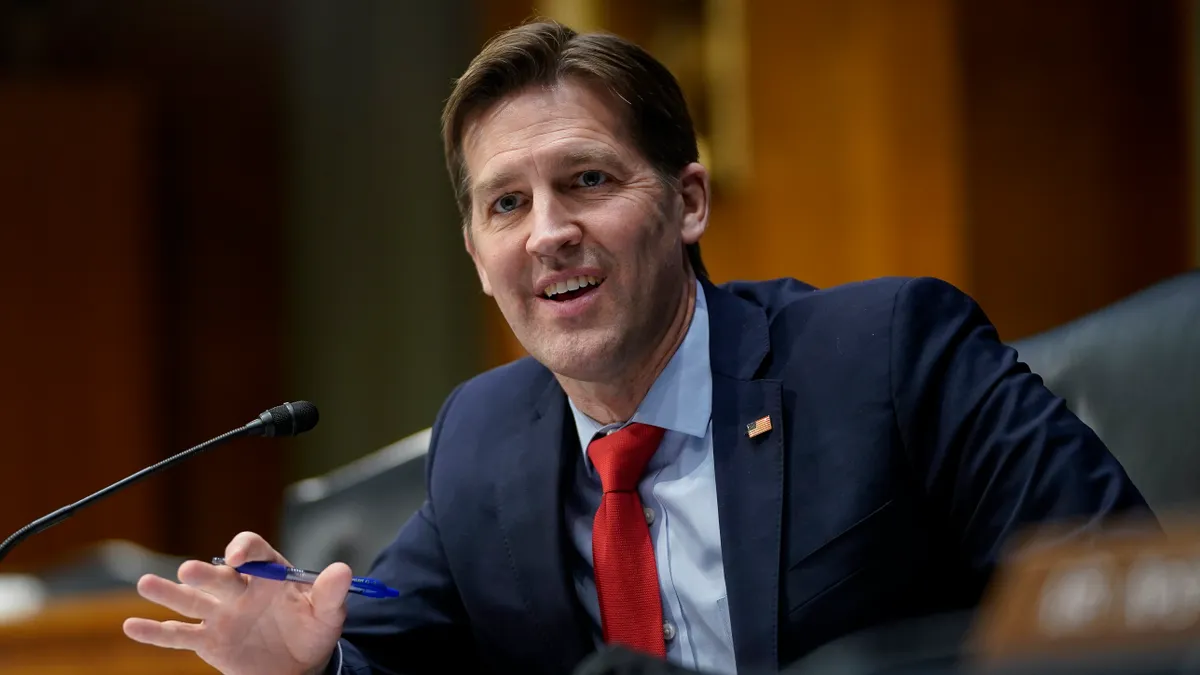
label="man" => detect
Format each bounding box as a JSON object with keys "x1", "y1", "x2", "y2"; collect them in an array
[{"x1": 123, "y1": 20, "x2": 1150, "y2": 675}]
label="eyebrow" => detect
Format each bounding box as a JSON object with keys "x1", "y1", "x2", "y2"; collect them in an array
[
  {"x1": 471, "y1": 147, "x2": 626, "y2": 200},
  {"x1": 472, "y1": 170, "x2": 520, "y2": 201},
  {"x1": 558, "y1": 147, "x2": 624, "y2": 170}
]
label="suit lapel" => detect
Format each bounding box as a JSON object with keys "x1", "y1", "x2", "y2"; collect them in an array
[
  {"x1": 704, "y1": 279, "x2": 785, "y2": 672},
  {"x1": 494, "y1": 376, "x2": 592, "y2": 673}
]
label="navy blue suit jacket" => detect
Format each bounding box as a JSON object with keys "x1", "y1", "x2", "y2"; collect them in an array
[{"x1": 337, "y1": 277, "x2": 1149, "y2": 674}]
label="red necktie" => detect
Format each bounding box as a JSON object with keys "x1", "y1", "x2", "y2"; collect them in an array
[{"x1": 587, "y1": 423, "x2": 667, "y2": 657}]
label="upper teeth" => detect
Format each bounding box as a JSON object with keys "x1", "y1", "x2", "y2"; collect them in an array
[{"x1": 544, "y1": 275, "x2": 602, "y2": 298}]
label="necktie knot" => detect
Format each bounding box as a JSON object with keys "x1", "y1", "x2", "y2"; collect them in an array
[{"x1": 587, "y1": 423, "x2": 665, "y2": 493}]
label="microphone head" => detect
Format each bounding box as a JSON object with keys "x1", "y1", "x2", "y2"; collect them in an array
[{"x1": 253, "y1": 401, "x2": 319, "y2": 437}]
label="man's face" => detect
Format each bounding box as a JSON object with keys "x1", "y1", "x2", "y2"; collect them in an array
[{"x1": 461, "y1": 79, "x2": 708, "y2": 382}]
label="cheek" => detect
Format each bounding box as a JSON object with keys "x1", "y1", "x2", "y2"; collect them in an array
[
  {"x1": 591, "y1": 203, "x2": 665, "y2": 252},
  {"x1": 478, "y1": 239, "x2": 527, "y2": 293}
]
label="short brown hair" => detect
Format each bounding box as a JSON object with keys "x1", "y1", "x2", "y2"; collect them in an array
[{"x1": 442, "y1": 19, "x2": 708, "y2": 279}]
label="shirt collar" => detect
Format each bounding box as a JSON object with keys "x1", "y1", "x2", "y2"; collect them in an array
[{"x1": 568, "y1": 278, "x2": 713, "y2": 454}]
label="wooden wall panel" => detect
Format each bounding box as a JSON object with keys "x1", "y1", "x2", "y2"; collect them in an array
[
  {"x1": 478, "y1": 0, "x2": 968, "y2": 366},
  {"x1": 0, "y1": 83, "x2": 164, "y2": 570},
  {"x1": 479, "y1": 0, "x2": 1193, "y2": 366},
  {"x1": 960, "y1": 0, "x2": 1192, "y2": 340},
  {"x1": 142, "y1": 2, "x2": 288, "y2": 558},
  {"x1": 0, "y1": 0, "x2": 287, "y2": 569},
  {"x1": 711, "y1": 0, "x2": 965, "y2": 289}
]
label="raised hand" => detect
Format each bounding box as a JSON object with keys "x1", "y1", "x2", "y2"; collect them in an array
[{"x1": 123, "y1": 531, "x2": 352, "y2": 675}]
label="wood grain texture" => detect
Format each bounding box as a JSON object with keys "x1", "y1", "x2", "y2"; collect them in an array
[
  {"x1": 960, "y1": 0, "x2": 1192, "y2": 340},
  {"x1": 0, "y1": 592, "x2": 215, "y2": 674},
  {"x1": 0, "y1": 0, "x2": 288, "y2": 569},
  {"x1": 479, "y1": 0, "x2": 1192, "y2": 366},
  {"x1": 0, "y1": 82, "x2": 164, "y2": 571}
]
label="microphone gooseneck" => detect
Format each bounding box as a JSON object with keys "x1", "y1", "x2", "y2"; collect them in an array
[{"x1": 0, "y1": 401, "x2": 319, "y2": 565}]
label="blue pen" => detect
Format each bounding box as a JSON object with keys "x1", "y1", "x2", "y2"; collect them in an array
[{"x1": 212, "y1": 557, "x2": 399, "y2": 599}]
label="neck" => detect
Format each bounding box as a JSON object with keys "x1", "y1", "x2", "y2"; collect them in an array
[{"x1": 560, "y1": 277, "x2": 697, "y2": 425}]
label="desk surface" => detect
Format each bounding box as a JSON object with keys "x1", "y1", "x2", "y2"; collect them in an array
[{"x1": 0, "y1": 591, "x2": 215, "y2": 674}]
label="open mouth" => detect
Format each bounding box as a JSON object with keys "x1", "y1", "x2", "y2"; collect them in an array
[{"x1": 542, "y1": 275, "x2": 604, "y2": 302}]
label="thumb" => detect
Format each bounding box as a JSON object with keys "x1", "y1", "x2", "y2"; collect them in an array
[{"x1": 311, "y1": 562, "x2": 353, "y2": 618}]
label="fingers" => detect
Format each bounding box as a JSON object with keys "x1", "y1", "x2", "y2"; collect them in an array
[
  {"x1": 224, "y1": 531, "x2": 289, "y2": 568},
  {"x1": 170, "y1": 531, "x2": 288, "y2": 602},
  {"x1": 177, "y1": 559, "x2": 247, "y2": 603},
  {"x1": 310, "y1": 562, "x2": 353, "y2": 621},
  {"x1": 123, "y1": 617, "x2": 207, "y2": 651},
  {"x1": 136, "y1": 573, "x2": 220, "y2": 620}
]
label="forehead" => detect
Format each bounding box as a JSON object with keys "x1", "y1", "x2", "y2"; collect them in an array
[{"x1": 461, "y1": 80, "x2": 637, "y2": 183}]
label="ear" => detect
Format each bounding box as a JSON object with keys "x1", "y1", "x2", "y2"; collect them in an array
[
  {"x1": 676, "y1": 162, "x2": 710, "y2": 245},
  {"x1": 463, "y1": 225, "x2": 494, "y2": 296}
]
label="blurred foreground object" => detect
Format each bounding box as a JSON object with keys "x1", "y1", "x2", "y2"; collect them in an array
[
  {"x1": 786, "y1": 520, "x2": 1200, "y2": 675},
  {"x1": 973, "y1": 517, "x2": 1200, "y2": 674},
  {"x1": 0, "y1": 573, "x2": 45, "y2": 626},
  {"x1": 977, "y1": 270, "x2": 1200, "y2": 670}
]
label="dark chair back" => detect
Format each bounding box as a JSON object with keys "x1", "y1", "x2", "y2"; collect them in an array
[
  {"x1": 278, "y1": 428, "x2": 430, "y2": 572},
  {"x1": 1011, "y1": 271, "x2": 1200, "y2": 521}
]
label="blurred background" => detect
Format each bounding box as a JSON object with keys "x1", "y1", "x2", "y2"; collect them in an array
[{"x1": 0, "y1": 0, "x2": 1196, "y2": 600}]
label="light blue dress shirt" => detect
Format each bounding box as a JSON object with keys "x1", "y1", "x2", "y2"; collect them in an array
[{"x1": 565, "y1": 279, "x2": 736, "y2": 675}]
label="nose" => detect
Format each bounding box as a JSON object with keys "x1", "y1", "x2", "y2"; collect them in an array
[{"x1": 525, "y1": 193, "x2": 581, "y2": 259}]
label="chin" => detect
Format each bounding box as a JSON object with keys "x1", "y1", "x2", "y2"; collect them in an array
[{"x1": 525, "y1": 330, "x2": 623, "y2": 382}]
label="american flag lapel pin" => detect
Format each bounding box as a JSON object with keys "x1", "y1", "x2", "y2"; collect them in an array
[{"x1": 746, "y1": 415, "x2": 772, "y2": 438}]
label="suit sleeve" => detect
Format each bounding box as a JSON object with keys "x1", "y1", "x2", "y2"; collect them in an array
[
  {"x1": 888, "y1": 277, "x2": 1154, "y2": 577},
  {"x1": 334, "y1": 384, "x2": 479, "y2": 675}
]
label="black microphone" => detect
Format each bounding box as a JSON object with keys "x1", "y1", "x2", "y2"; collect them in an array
[{"x1": 0, "y1": 401, "x2": 319, "y2": 564}]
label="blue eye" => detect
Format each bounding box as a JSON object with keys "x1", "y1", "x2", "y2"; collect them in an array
[
  {"x1": 577, "y1": 170, "x2": 607, "y2": 188},
  {"x1": 493, "y1": 194, "x2": 523, "y2": 214}
]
